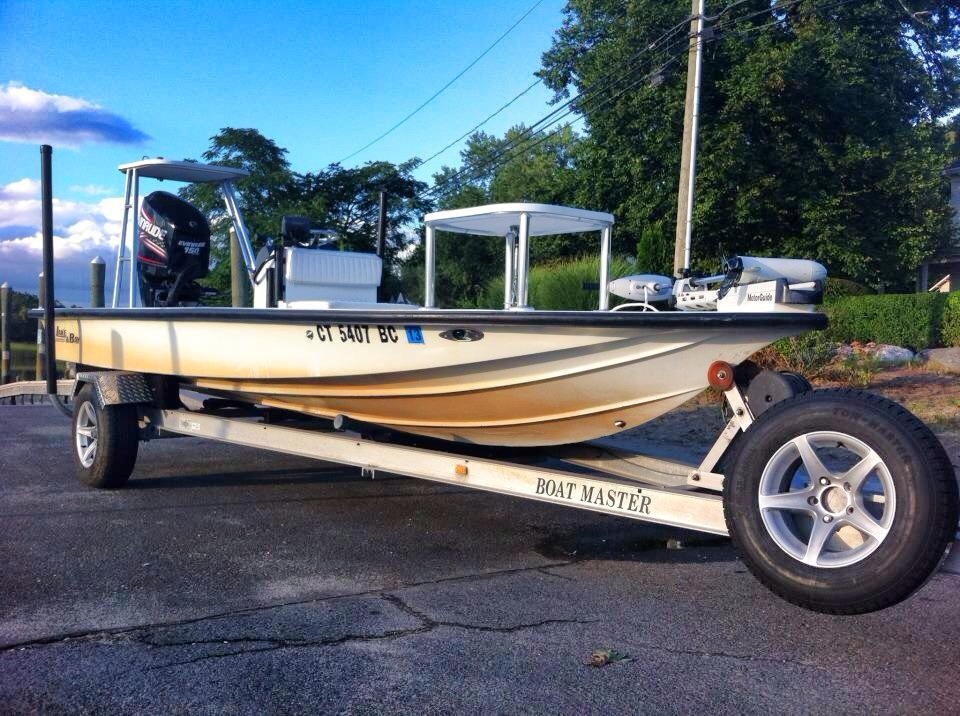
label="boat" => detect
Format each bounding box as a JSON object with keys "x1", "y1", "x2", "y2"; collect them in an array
[
  {"x1": 51, "y1": 159, "x2": 826, "y2": 447},
  {"x1": 51, "y1": 161, "x2": 828, "y2": 446},
  {"x1": 33, "y1": 154, "x2": 958, "y2": 615}
]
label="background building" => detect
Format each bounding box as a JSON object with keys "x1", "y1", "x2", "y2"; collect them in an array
[{"x1": 918, "y1": 160, "x2": 960, "y2": 292}]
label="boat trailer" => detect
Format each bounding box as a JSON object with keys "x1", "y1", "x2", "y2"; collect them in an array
[
  {"x1": 72, "y1": 366, "x2": 752, "y2": 537},
  {"x1": 63, "y1": 363, "x2": 959, "y2": 616}
]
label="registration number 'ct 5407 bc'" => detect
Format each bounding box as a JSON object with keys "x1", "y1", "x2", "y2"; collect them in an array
[{"x1": 306, "y1": 324, "x2": 425, "y2": 345}]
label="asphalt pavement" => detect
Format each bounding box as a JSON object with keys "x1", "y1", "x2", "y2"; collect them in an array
[{"x1": 1, "y1": 404, "x2": 958, "y2": 714}]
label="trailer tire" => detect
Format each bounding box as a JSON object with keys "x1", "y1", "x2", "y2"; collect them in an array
[
  {"x1": 72, "y1": 383, "x2": 139, "y2": 489},
  {"x1": 724, "y1": 388, "x2": 958, "y2": 614}
]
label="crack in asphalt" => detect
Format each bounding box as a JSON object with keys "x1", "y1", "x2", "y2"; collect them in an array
[
  {"x1": 535, "y1": 567, "x2": 576, "y2": 582},
  {"x1": 131, "y1": 594, "x2": 595, "y2": 675},
  {"x1": 381, "y1": 593, "x2": 598, "y2": 635},
  {"x1": 625, "y1": 640, "x2": 830, "y2": 672},
  {"x1": 0, "y1": 559, "x2": 576, "y2": 653}
]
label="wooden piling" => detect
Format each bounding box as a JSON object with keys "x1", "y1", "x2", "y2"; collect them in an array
[
  {"x1": 1, "y1": 282, "x2": 10, "y2": 385},
  {"x1": 36, "y1": 272, "x2": 44, "y2": 381},
  {"x1": 90, "y1": 256, "x2": 105, "y2": 308}
]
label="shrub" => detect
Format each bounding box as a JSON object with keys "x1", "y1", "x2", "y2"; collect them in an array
[
  {"x1": 482, "y1": 256, "x2": 633, "y2": 310},
  {"x1": 941, "y1": 292, "x2": 960, "y2": 348},
  {"x1": 825, "y1": 293, "x2": 945, "y2": 350},
  {"x1": 752, "y1": 331, "x2": 837, "y2": 376},
  {"x1": 820, "y1": 354, "x2": 884, "y2": 388},
  {"x1": 822, "y1": 277, "x2": 873, "y2": 302}
]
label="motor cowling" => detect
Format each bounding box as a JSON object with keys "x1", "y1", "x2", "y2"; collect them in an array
[{"x1": 136, "y1": 191, "x2": 211, "y2": 307}]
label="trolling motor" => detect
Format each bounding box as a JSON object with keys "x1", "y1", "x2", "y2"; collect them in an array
[
  {"x1": 608, "y1": 256, "x2": 826, "y2": 313},
  {"x1": 136, "y1": 191, "x2": 212, "y2": 307}
]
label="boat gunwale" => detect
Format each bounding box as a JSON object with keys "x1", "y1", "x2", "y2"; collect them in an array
[{"x1": 41, "y1": 307, "x2": 828, "y2": 329}]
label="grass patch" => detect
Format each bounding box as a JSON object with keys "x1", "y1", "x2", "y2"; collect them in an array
[
  {"x1": 481, "y1": 256, "x2": 634, "y2": 310},
  {"x1": 5, "y1": 341, "x2": 67, "y2": 382},
  {"x1": 10, "y1": 341, "x2": 36, "y2": 380}
]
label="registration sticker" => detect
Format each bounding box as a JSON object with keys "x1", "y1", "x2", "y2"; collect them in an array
[{"x1": 404, "y1": 326, "x2": 424, "y2": 344}]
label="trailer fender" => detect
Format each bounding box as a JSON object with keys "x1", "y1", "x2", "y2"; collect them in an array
[{"x1": 74, "y1": 371, "x2": 155, "y2": 407}]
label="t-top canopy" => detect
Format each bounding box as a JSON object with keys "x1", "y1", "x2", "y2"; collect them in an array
[
  {"x1": 117, "y1": 159, "x2": 249, "y2": 184},
  {"x1": 424, "y1": 203, "x2": 614, "y2": 236}
]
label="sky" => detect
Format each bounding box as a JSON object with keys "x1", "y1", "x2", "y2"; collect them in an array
[{"x1": 0, "y1": 0, "x2": 567, "y2": 305}]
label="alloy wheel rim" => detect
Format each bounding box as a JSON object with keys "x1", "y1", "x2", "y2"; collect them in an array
[
  {"x1": 758, "y1": 430, "x2": 895, "y2": 568},
  {"x1": 75, "y1": 402, "x2": 99, "y2": 468}
]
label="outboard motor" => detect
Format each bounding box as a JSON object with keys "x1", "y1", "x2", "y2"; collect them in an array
[{"x1": 136, "y1": 191, "x2": 211, "y2": 307}]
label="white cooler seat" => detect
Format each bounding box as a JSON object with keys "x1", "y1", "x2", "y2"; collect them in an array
[{"x1": 283, "y1": 248, "x2": 382, "y2": 305}]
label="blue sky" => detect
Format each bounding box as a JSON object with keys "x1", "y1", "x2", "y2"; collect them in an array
[{"x1": 0, "y1": 0, "x2": 566, "y2": 304}]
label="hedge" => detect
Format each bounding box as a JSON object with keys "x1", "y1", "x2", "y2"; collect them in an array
[
  {"x1": 825, "y1": 293, "x2": 946, "y2": 350},
  {"x1": 941, "y1": 292, "x2": 960, "y2": 348}
]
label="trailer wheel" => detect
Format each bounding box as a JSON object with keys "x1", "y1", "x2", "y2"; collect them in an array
[
  {"x1": 72, "y1": 384, "x2": 139, "y2": 489},
  {"x1": 724, "y1": 389, "x2": 958, "y2": 614}
]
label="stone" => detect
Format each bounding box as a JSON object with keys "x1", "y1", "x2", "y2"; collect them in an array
[
  {"x1": 919, "y1": 347, "x2": 960, "y2": 373},
  {"x1": 870, "y1": 344, "x2": 914, "y2": 363}
]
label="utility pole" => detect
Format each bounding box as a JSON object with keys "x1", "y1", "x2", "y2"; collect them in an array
[{"x1": 673, "y1": 0, "x2": 706, "y2": 277}]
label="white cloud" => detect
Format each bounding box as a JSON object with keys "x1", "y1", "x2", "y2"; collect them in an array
[
  {"x1": 0, "y1": 177, "x2": 122, "y2": 304},
  {"x1": 69, "y1": 184, "x2": 114, "y2": 196},
  {"x1": 0, "y1": 177, "x2": 123, "y2": 229},
  {"x1": 0, "y1": 178, "x2": 40, "y2": 200},
  {"x1": 0, "y1": 82, "x2": 149, "y2": 146}
]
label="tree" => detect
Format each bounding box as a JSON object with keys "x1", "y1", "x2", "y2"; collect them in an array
[
  {"x1": 298, "y1": 160, "x2": 431, "y2": 298},
  {"x1": 4, "y1": 289, "x2": 39, "y2": 342},
  {"x1": 408, "y1": 125, "x2": 587, "y2": 306},
  {"x1": 539, "y1": 0, "x2": 960, "y2": 289},
  {"x1": 179, "y1": 129, "x2": 297, "y2": 301},
  {"x1": 181, "y1": 128, "x2": 428, "y2": 302}
]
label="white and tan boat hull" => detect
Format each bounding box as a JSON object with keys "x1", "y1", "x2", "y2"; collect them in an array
[{"x1": 52, "y1": 308, "x2": 823, "y2": 446}]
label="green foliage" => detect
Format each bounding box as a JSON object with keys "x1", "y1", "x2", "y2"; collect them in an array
[
  {"x1": 822, "y1": 277, "x2": 873, "y2": 302},
  {"x1": 538, "y1": 0, "x2": 960, "y2": 290},
  {"x1": 941, "y1": 292, "x2": 960, "y2": 347},
  {"x1": 767, "y1": 331, "x2": 837, "y2": 376},
  {"x1": 480, "y1": 256, "x2": 633, "y2": 310},
  {"x1": 825, "y1": 293, "x2": 946, "y2": 349},
  {"x1": 634, "y1": 221, "x2": 672, "y2": 276},
  {"x1": 825, "y1": 353, "x2": 885, "y2": 388},
  {"x1": 2, "y1": 289, "x2": 39, "y2": 342},
  {"x1": 297, "y1": 160, "x2": 432, "y2": 299},
  {"x1": 10, "y1": 342, "x2": 36, "y2": 381},
  {"x1": 411, "y1": 126, "x2": 590, "y2": 306},
  {"x1": 181, "y1": 128, "x2": 430, "y2": 302}
]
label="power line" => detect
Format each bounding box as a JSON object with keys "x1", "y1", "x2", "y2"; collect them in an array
[
  {"x1": 415, "y1": 12, "x2": 693, "y2": 195},
  {"x1": 421, "y1": 0, "x2": 864, "y2": 204},
  {"x1": 420, "y1": 43, "x2": 686, "y2": 201},
  {"x1": 336, "y1": 0, "x2": 548, "y2": 164},
  {"x1": 414, "y1": 78, "x2": 543, "y2": 170},
  {"x1": 422, "y1": 45, "x2": 689, "y2": 202},
  {"x1": 419, "y1": 16, "x2": 694, "y2": 200}
]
